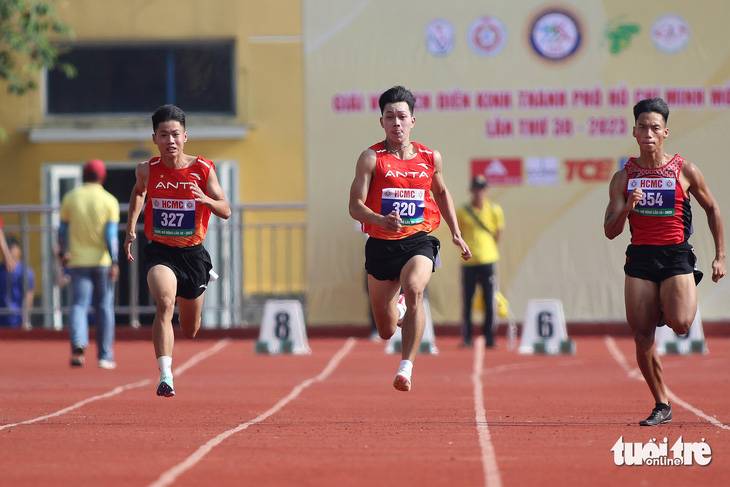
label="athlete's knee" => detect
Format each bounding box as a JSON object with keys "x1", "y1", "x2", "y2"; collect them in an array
[
  {"x1": 378, "y1": 327, "x2": 395, "y2": 340},
  {"x1": 180, "y1": 318, "x2": 201, "y2": 339},
  {"x1": 155, "y1": 295, "x2": 176, "y2": 316},
  {"x1": 403, "y1": 286, "x2": 425, "y2": 307},
  {"x1": 633, "y1": 329, "x2": 655, "y2": 350},
  {"x1": 667, "y1": 319, "x2": 692, "y2": 336}
]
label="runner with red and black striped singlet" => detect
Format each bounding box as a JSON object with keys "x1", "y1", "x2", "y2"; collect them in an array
[
  {"x1": 604, "y1": 97, "x2": 725, "y2": 426},
  {"x1": 124, "y1": 104, "x2": 231, "y2": 398},
  {"x1": 624, "y1": 155, "x2": 691, "y2": 246},
  {"x1": 349, "y1": 86, "x2": 471, "y2": 392}
]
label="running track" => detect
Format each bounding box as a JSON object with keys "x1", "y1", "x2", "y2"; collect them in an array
[{"x1": 1, "y1": 335, "x2": 729, "y2": 486}]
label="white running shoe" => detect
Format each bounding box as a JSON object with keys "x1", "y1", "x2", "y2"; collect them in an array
[
  {"x1": 396, "y1": 294, "x2": 407, "y2": 326},
  {"x1": 393, "y1": 369, "x2": 412, "y2": 392},
  {"x1": 98, "y1": 359, "x2": 117, "y2": 370}
]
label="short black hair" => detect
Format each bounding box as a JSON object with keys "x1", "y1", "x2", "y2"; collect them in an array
[
  {"x1": 6, "y1": 236, "x2": 19, "y2": 248},
  {"x1": 633, "y1": 97, "x2": 669, "y2": 124},
  {"x1": 152, "y1": 104, "x2": 186, "y2": 132},
  {"x1": 379, "y1": 86, "x2": 416, "y2": 115}
]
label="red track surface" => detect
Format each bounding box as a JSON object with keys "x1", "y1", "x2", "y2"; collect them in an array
[{"x1": 1, "y1": 335, "x2": 729, "y2": 486}]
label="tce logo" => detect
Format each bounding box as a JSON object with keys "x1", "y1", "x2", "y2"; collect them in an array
[{"x1": 565, "y1": 159, "x2": 614, "y2": 182}]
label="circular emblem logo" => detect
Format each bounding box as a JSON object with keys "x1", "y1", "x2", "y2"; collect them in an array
[
  {"x1": 651, "y1": 14, "x2": 690, "y2": 53},
  {"x1": 529, "y1": 9, "x2": 582, "y2": 61},
  {"x1": 425, "y1": 19, "x2": 455, "y2": 57},
  {"x1": 468, "y1": 16, "x2": 507, "y2": 57}
]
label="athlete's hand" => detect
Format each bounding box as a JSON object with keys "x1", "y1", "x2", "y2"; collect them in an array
[
  {"x1": 454, "y1": 235, "x2": 471, "y2": 261},
  {"x1": 381, "y1": 211, "x2": 403, "y2": 232},
  {"x1": 626, "y1": 188, "x2": 643, "y2": 212},
  {"x1": 191, "y1": 183, "x2": 211, "y2": 206},
  {"x1": 124, "y1": 232, "x2": 136, "y2": 262},
  {"x1": 712, "y1": 257, "x2": 726, "y2": 283}
]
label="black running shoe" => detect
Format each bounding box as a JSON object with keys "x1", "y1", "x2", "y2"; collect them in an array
[
  {"x1": 639, "y1": 403, "x2": 672, "y2": 426},
  {"x1": 70, "y1": 345, "x2": 85, "y2": 367}
]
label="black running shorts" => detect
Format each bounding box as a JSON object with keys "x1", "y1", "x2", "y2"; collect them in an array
[
  {"x1": 144, "y1": 241, "x2": 213, "y2": 299},
  {"x1": 624, "y1": 241, "x2": 703, "y2": 285},
  {"x1": 365, "y1": 231, "x2": 440, "y2": 281}
]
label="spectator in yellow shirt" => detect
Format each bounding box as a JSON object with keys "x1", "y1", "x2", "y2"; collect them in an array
[
  {"x1": 456, "y1": 175, "x2": 504, "y2": 348},
  {"x1": 59, "y1": 159, "x2": 120, "y2": 369}
]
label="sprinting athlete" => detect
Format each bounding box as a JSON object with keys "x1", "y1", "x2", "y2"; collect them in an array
[
  {"x1": 124, "y1": 104, "x2": 231, "y2": 397},
  {"x1": 604, "y1": 97, "x2": 725, "y2": 425},
  {"x1": 349, "y1": 86, "x2": 471, "y2": 392}
]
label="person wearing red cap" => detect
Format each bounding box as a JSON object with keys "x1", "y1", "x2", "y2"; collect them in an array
[
  {"x1": 59, "y1": 159, "x2": 120, "y2": 370},
  {"x1": 124, "y1": 104, "x2": 231, "y2": 397}
]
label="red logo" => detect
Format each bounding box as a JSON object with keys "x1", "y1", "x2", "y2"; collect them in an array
[
  {"x1": 565, "y1": 159, "x2": 614, "y2": 181},
  {"x1": 471, "y1": 158, "x2": 523, "y2": 186}
]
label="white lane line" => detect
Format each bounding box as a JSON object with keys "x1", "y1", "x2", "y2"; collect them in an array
[
  {"x1": 149, "y1": 337, "x2": 358, "y2": 487},
  {"x1": 473, "y1": 335, "x2": 502, "y2": 487},
  {"x1": 603, "y1": 336, "x2": 730, "y2": 431},
  {"x1": 0, "y1": 339, "x2": 231, "y2": 431}
]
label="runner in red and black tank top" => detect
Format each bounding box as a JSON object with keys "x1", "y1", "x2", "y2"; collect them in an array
[{"x1": 624, "y1": 154, "x2": 691, "y2": 246}]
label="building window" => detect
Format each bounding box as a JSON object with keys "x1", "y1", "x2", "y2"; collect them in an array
[{"x1": 47, "y1": 41, "x2": 235, "y2": 116}]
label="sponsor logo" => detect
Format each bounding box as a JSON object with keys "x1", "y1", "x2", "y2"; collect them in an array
[
  {"x1": 565, "y1": 159, "x2": 614, "y2": 182},
  {"x1": 526, "y1": 157, "x2": 559, "y2": 186},
  {"x1": 651, "y1": 14, "x2": 690, "y2": 54},
  {"x1": 612, "y1": 436, "x2": 711, "y2": 466},
  {"x1": 471, "y1": 158, "x2": 523, "y2": 186},
  {"x1": 154, "y1": 181, "x2": 198, "y2": 190},
  {"x1": 468, "y1": 16, "x2": 507, "y2": 57},
  {"x1": 604, "y1": 16, "x2": 640, "y2": 55},
  {"x1": 426, "y1": 19, "x2": 455, "y2": 56},
  {"x1": 529, "y1": 8, "x2": 582, "y2": 61}
]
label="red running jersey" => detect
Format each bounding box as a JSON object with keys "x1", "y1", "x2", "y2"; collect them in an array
[
  {"x1": 361, "y1": 141, "x2": 441, "y2": 240},
  {"x1": 624, "y1": 154, "x2": 692, "y2": 246},
  {"x1": 144, "y1": 156, "x2": 214, "y2": 247}
]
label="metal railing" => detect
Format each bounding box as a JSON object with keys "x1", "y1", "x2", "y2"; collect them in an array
[{"x1": 0, "y1": 203, "x2": 306, "y2": 330}]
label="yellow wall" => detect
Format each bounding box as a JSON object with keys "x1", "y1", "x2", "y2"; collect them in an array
[
  {"x1": 0, "y1": 0, "x2": 304, "y2": 205},
  {"x1": 0, "y1": 0, "x2": 305, "y2": 298}
]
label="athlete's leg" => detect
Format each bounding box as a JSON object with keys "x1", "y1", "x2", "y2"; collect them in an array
[
  {"x1": 177, "y1": 293, "x2": 205, "y2": 339},
  {"x1": 478, "y1": 264, "x2": 497, "y2": 347},
  {"x1": 147, "y1": 265, "x2": 178, "y2": 358},
  {"x1": 461, "y1": 265, "x2": 478, "y2": 345},
  {"x1": 659, "y1": 273, "x2": 697, "y2": 335},
  {"x1": 625, "y1": 275, "x2": 668, "y2": 404},
  {"x1": 399, "y1": 255, "x2": 434, "y2": 363},
  {"x1": 367, "y1": 274, "x2": 402, "y2": 340}
]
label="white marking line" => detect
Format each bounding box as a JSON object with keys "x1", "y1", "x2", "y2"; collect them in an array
[
  {"x1": 0, "y1": 339, "x2": 231, "y2": 431},
  {"x1": 149, "y1": 337, "x2": 357, "y2": 487},
  {"x1": 603, "y1": 336, "x2": 730, "y2": 431},
  {"x1": 473, "y1": 335, "x2": 502, "y2": 487}
]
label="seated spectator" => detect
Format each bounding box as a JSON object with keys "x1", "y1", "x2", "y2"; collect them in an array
[{"x1": 0, "y1": 236, "x2": 35, "y2": 328}]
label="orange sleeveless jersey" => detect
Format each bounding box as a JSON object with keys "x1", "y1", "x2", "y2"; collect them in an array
[
  {"x1": 362, "y1": 141, "x2": 441, "y2": 240},
  {"x1": 144, "y1": 156, "x2": 214, "y2": 247}
]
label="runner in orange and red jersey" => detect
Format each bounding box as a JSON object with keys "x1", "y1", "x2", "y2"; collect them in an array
[
  {"x1": 349, "y1": 86, "x2": 471, "y2": 392},
  {"x1": 604, "y1": 97, "x2": 725, "y2": 426},
  {"x1": 124, "y1": 104, "x2": 231, "y2": 398}
]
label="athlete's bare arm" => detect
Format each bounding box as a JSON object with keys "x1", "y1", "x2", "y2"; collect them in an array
[
  {"x1": 348, "y1": 148, "x2": 402, "y2": 233},
  {"x1": 193, "y1": 168, "x2": 231, "y2": 220},
  {"x1": 604, "y1": 169, "x2": 642, "y2": 240},
  {"x1": 429, "y1": 150, "x2": 471, "y2": 260},
  {"x1": 124, "y1": 162, "x2": 149, "y2": 262},
  {"x1": 683, "y1": 162, "x2": 726, "y2": 282}
]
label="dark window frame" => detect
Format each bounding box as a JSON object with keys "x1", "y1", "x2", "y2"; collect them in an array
[{"x1": 46, "y1": 40, "x2": 236, "y2": 117}]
